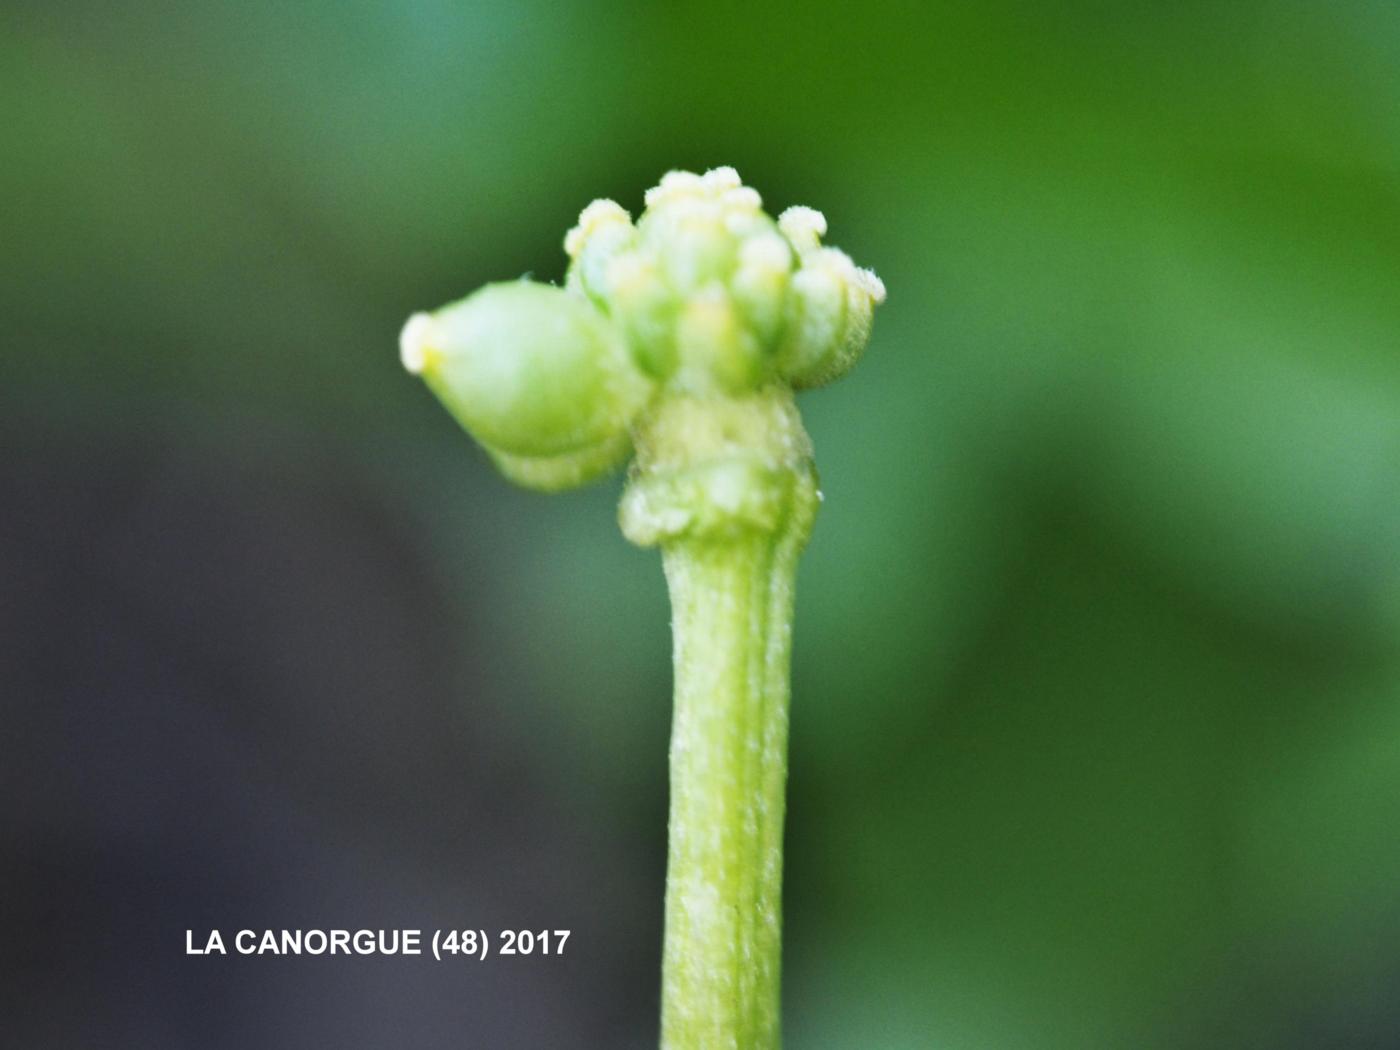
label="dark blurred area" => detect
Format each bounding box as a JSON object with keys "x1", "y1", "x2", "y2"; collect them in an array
[{"x1": 4, "y1": 2, "x2": 1400, "y2": 1047}]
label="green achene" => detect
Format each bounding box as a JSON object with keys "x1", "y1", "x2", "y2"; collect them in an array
[{"x1": 402, "y1": 167, "x2": 884, "y2": 1049}]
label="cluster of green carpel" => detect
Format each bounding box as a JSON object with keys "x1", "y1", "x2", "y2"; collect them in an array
[{"x1": 399, "y1": 167, "x2": 885, "y2": 492}]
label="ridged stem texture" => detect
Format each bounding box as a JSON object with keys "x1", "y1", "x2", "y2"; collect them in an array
[
  {"x1": 618, "y1": 388, "x2": 817, "y2": 1050},
  {"x1": 660, "y1": 528, "x2": 797, "y2": 1048}
]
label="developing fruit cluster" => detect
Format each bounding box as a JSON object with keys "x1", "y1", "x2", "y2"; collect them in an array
[{"x1": 400, "y1": 166, "x2": 885, "y2": 492}]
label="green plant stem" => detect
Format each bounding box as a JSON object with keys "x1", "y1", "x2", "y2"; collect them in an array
[
  {"x1": 659, "y1": 505, "x2": 811, "y2": 1049},
  {"x1": 619, "y1": 387, "x2": 819, "y2": 1049}
]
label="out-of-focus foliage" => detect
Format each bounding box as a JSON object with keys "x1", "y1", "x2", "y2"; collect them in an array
[{"x1": 6, "y1": 1, "x2": 1400, "y2": 1047}]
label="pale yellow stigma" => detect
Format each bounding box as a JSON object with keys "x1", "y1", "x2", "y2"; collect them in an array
[
  {"x1": 720, "y1": 185, "x2": 762, "y2": 211},
  {"x1": 777, "y1": 206, "x2": 827, "y2": 252},
  {"x1": 565, "y1": 198, "x2": 631, "y2": 259},
  {"x1": 700, "y1": 166, "x2": 742, "y2": 193},
  {"x1": 645, "y1": 166, "x2": 749, "y2": 209},
  {"x1": 399, "y1": 312, "x2": 436, "y2": 375},
  {"x1": 645, "y1": 170, "x2": 705, "y2": 207}
]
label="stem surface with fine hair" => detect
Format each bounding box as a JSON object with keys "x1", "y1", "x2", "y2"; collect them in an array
[
  {"x1": 622, "y1": 388, "x2": 818, "y2": 1050},
  {"x1": 661, "y1": 527, "x2": 804, "y2": 1046}
]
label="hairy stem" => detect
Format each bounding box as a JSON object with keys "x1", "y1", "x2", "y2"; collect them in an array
[
  {"x1": 620, "y1": 387, "x2": 819, "y2": 1050},
  {"x1": 659, "y1": 515, "x2": 808, "y2": 1049}
]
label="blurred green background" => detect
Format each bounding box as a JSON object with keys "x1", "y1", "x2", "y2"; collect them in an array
[{"x1": 6, "y1": 1, "x2": 1400, "y2": 1047}]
